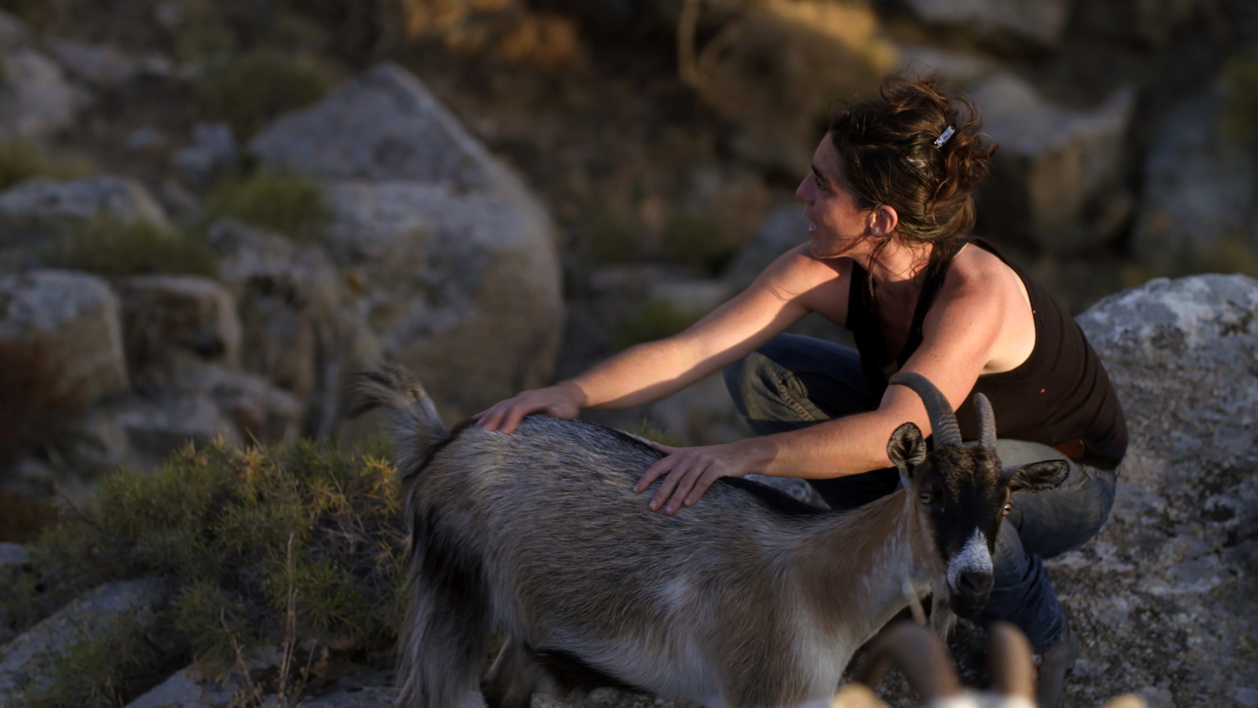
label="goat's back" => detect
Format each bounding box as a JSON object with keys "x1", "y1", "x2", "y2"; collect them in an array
[{"x1": 404, "y1": 414, "x2": 836, "y2": 694}]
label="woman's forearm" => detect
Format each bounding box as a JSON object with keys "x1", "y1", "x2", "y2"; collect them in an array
[
  {"x1": 735, "y1": 409, "x2": 903, "y2": 479},
  {"x1": 565, "y1": 336, "x2": 725, "y2": 410}
]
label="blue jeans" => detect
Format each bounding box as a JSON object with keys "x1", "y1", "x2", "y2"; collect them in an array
[{"x1": 723, "y1": 334, "x2": 1116, "y2": 652}]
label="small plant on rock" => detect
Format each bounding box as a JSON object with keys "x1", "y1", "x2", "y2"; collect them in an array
[
  {"x1": 49, "y1": 216, "x2": 219, "y2": 279},
  {"x1": 0, "y1": 142, "x2": 90, "y2": 192},
  {"x1": 207, "y1": 170, "x2": 331, "y2": 242},
  {"x1": 195, "y1": 49, "x2": 330, "y2": 139}
]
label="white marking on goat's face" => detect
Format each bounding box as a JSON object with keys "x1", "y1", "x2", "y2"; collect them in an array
[{"x1": 946, "y1": 528, "x2": 994, "y2": 611}]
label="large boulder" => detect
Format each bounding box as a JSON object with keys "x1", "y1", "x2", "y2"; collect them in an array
[
  {"x1": 0, "y1": 270, "x2": 130, "y2": 408},
  {"x1": 1046, "y1": 274, "x2": 1258, "y2": 707},
  {"x1": 249, "y1": 63, "x2": 564, "y2": 422},
  {"x1": 1129, "y1": 85, "x2": 1258, "y2": 269},
  {"x1": 969, "y1": 73, "x2": 1136, "y2": 255},
  {"x1": 0, "y1": 12, "x2": 90, "y2": 143}
]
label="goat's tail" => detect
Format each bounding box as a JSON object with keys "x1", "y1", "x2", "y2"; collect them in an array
[
  {"x1": 395, "y1": 510, "x2": 493, "y2": 708},
  {"x1": 346, "y1": 363, "x2": 449, "y2": 479}
]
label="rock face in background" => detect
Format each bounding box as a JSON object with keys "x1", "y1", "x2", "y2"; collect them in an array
[
  {"x1": 1130, "y1": 85, "x2": 1258, "y2": 268},
  {"x1": 249, "y1": 63, "x2": 565, "y2": 422},
  {"x1": 902, "y1": 0, "x2": 1071, "y2": 50},
  {"x1": 1049, "y1": 274, "x2": 1258, "y2": 707},
  {"x1": 970, "y1": 73, "x2": 1137, "y2": 255}
]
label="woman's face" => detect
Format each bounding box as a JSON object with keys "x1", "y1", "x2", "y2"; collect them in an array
[{"x1": 795, "y1": 135, "x2": 877, "y2": 260}]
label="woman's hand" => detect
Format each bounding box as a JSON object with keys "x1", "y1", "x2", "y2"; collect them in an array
[
  {"x1": 633, "y1": 441, "x2": 758, "y2": 514},
  {"x1": 473, "y1": 383, "x2": 584, "y2": 433}
]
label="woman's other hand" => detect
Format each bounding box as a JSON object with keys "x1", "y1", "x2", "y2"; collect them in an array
[
  {"x1": 633, "y1": 441, "x2": 757, "y2": 515},
  {"x1": 473, "y1": 382, "x2": 584, "y2": 433}
]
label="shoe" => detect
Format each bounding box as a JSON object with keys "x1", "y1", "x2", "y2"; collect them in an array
[{"x1": 1031, "y1": 619, "x2": 1080, "y2": 708}]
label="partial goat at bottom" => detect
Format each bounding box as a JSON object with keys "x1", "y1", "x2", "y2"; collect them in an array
[
  {"x1": 349, "y1": 363, "x2": 1072, "y2": 708},
  {"x1": 827, "y1": 621, "x2": 1147, "y2": 708}
]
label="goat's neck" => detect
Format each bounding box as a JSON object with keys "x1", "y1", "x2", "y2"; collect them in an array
[{"x1": 793, "y1": 489, "x2": 938, "y2": 644}]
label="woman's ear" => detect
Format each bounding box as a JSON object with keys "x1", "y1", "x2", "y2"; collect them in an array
[{"x1": 868, "y1": 204, "x2": 899, "y2": 238}]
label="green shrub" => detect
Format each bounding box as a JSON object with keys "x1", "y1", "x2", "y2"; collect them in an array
[
  {"x1": 0, "y1": 142, "x2": 90, "y2": 192},
  {"x1": 21, "y1": 614, "x2": 171, "y2": 708},
  {"x1": 1219, "y1": 44, "x2": 1258, "y2": 142},
  {"x1": 49, "y1": 216, "x2": 219, "y2": 279},
  {"x1": 662, "y1": 211, "x2": 735, "y2": 275},
  {"x1": 195, "y1": 49, "x2": 330, "y2": 139},
  {"x1": 207, "y1": 170, "x2": 331, "y2": 242},
  {"x1": 2, "y1": 439, "x2": 406, "y2": 703},
  {"x1": 616, "y1": 296, "x2": 702, "y2": 350}
]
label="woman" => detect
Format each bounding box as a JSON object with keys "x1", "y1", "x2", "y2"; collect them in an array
[{"x1": 474, "y1": 76, "x2": 1126, "y2": 708}]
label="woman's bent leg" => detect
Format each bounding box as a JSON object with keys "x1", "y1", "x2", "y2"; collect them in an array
[
  {"x1": 982, "y1": 440, "x2": 1117, "y2": 651},
  {"x1": 723, "y1": 334, "x2": 898, "y2": 511}
]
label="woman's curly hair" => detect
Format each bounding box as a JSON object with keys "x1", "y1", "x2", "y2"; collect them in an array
[{"x1": 827, "y1": 75, "x2": 998, "y2": 270}]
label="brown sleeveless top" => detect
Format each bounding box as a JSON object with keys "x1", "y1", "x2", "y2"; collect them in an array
[{"x1": 847, "y1": 239, "x2": 1128, "y2": 470}]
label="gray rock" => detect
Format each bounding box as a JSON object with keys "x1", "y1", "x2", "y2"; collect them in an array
[
  {"x1": 46, "y1": 39, "x2": 172, "y2": 87},
  {"x1": 1129, "y1": 86, "x2": 1258, "y2": 268},
  {"x1": 174, "y1": 123, "x2": 238, "y2": 189},
  {"x1": 1047, "y1": 274, "x2": 1258, "y2": 707},
  {"x1": 0, "y1": 176, "x2": 171, "y2": 231},
  {"x1": 0, "y1": 270, "x2": 130, "y2": 407},
  {"x1": 126, "y1": 645, "x2": 283, "y2": 708},
  {"x1": 902, "y1": 0, "x2": 1071, "y2": 49},
  {"x1": 0, "y1": 543, "x2": 29, "y2": 593},
  {"x1": 189, "y1": 366, "x2": 305, "y2": 445},
  {"x1": 0, "y1": 35, "x2": 90, "y2": 143},
  {"x1": 969, "y1": 73, "x2": 1136, "y2": 255},
  {"x1": 206, "y1": 218, "x2": 381, "y2": 431},
  {"x1": 0, "y1": 578, "x2": 167, "y2": 702},
  {"x1": 107, "y1": 392, "x2": 242, "y2": 471},
  {"x1": 116, "y1": 274, "x2": 244, "y2": 381},
  {"x1": 250, "y1": 64, "x2": 563, "y2": 422}
]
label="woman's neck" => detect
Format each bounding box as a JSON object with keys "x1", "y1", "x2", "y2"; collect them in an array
[{"x1": 857, "y1": 239, "x2": 936, "y2": 301}]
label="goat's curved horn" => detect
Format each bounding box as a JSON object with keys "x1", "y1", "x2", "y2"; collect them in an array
[
  {"x1": 987, "y1": 622, "x2": 1035, "y2": 701},
  {"x1": 853, "y1": 621, "x2": 961, "y2": 703},
  {"x1": 976, "y1": 392, "x2": 997, "y2": 450},
  {"x1": 888, "y1": 372, "x2": 962, "y2": 447}
]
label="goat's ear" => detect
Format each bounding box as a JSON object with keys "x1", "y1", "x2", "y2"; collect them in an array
[
  {"x1": 887, "y1": 423, "x2": 927, "y2": 476},
  {"x1": 1005, "y1": 460, "x2": 1071, "y2": 493}
]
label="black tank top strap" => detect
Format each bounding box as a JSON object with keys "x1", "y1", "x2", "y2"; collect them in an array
[{"x1": 898, "y1": 238, "x2": 966, "y2": 369}]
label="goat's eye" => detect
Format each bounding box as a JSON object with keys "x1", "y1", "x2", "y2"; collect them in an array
[
  {"x1": 1002, "y1": 502, "x2": 1012, "y2": 515},
  {"x1": 919, "y1": 492, "x2": 933, "y2": 505}
]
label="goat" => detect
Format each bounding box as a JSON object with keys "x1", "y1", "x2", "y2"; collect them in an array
[
  {"x1": 827, "y1": 621, "x2": 1147, "y2": 708},
  {"x1": 347, "y1": 364, "x2": 1071, "y2": 708}
]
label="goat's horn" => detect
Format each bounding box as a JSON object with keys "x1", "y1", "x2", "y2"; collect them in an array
[
  {"x1": 976, "y1": 392, "x2": 997, "y2": 450},
  {"x1": 987, "y1": 622, "x2": 1035, "y2": 700},
  {"x1": 888, "y1": 372, "x2": 962, "y2": 446},
  {"x1": 853, "y1": 622, "x2": 961, "y2": 703}
]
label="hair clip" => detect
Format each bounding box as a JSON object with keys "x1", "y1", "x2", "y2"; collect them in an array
[{"x1": 932, "y1": 126, "x2": 955, "y2": 149}]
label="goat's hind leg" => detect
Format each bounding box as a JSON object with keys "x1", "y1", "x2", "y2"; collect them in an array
[
  {"x1": 395, "y1": 518, "x2": 493, "y2": 708},
  {"x1": 483, "y1": 637, "x2": 560, "y2": 708}
]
